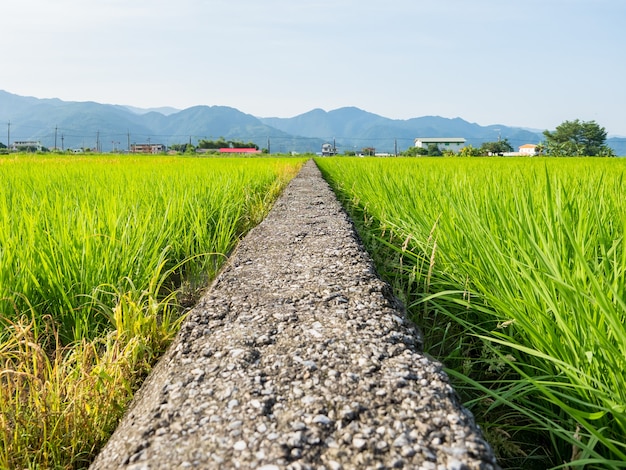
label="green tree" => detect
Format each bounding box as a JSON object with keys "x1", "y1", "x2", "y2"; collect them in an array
[
  {"x1": 427, "y1": 144, "x2": 442, "y2": 156},
  {"x1": 479, "y1": 139, "x2": 513, "y2": 156},
  {"x1": 459, "y1": 145, "x2": 481, "y2": 157},
  {"x1": 198, "y1": 139, "x2": 259, "y2": 150},
  {"x1": 543, "y1": 119, "x2": 613, "y2": 156},
  {"x1": 403, "y1": 146, "x2": 428, "y2": 156}
]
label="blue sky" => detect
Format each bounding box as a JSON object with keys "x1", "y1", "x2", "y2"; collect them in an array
[{"x1": 3, "y1": 0, "x2": 625, "y2": 135}]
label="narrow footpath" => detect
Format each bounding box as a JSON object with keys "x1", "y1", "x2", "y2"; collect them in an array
[{"x1": 91, "y1": 160, "x2": 498, "y2": 470}]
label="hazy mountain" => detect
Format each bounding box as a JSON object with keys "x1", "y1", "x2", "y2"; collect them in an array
[
  {"x1": 1, "y1": 89, "x2": 622, "y2": 155},
  {"x1": 123, "y1": 105, "x2": 180, "y2": 116},
  {"x1": 0, "y1": 90, "x2": 300, "y2": 152},
  {"x1": 260, "y1": 107, "x2": 544, "y2": 153},
  {"x1": 607, "y1": 137, "x2": 626, "y2": 156}
]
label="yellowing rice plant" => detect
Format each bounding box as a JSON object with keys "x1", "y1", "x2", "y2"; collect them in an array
[
  {"x1": 316, "y1": 156, "x2": 626, "y2": 469},
  {"x1": 0, "y1": 154, "x2": 305, "y2": 469}
]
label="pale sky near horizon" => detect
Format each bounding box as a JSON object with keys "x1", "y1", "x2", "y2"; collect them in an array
[{"x1": 2, "y1": 0, "x2": 626, "y2": 135}]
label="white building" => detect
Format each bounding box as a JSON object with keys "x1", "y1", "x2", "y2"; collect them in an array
[
  {"x1": 321, "y1": 143, "x2": 337, "y2": 156},
  {"x1": 414, "y1": 137, "x2": 466, "y2": 154},
  {"x1": 518, "y1": 144, "x2": 538, "y2": 156},
  {"x1": 11, "y1": 140, "x2": 43, "y2": 152}
]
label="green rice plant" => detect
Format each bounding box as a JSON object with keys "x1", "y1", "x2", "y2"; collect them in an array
[
  {"x1": 0, "y1": 155, "x2": 304, "y2": 343},
  {"x1": 0, "y1": 257, "x2": 180, "y2": 469},
  {"x1": 316, "y1": 157, "x2": 626, "y2": 468},
  {"x1": 0, "y1": 154, "x2": 304, "y2": 468}
]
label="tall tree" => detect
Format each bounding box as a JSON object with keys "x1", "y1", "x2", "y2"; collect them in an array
[
  {"x1": 543, "y1": 120, "x2": 613, "y2": 156},
  {"x1": 480, "y1": 138, "x2": 513, "y2": 156}
]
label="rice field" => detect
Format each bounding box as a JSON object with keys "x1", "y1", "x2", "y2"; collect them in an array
[
  {"x1": 0, "y1": 154, "x2": 305, "y2": 469},
  {"x1": 316, "y1": 156, "x2": 626, "y2": 469}
]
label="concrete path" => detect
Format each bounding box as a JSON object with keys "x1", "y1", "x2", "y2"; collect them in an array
[{"x1": 91, "y1": 160, "x2": 498, "y2": 470}]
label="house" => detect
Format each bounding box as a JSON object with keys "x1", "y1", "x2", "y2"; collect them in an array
[
  {"x1": 321, "y1": 143, "x2": 337, "y2": 156},
  {"x1": 131, "y1": 143, "x2": 166, "y2": 154},
  {"x1": 519, "y1": 144, "x2": 538, "y2": 156},
  {"x1": 218, "y1": 148, "x2": 261, "y2": 155},
  {"x1": 414, "y1": 137, "x2": 466, "y2": 154},
  {"x1": 11, "y1": 140, "x2": 43, "y2": 152}
]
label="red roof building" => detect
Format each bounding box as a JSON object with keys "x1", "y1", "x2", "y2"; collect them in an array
[{"x1": 219, "y1": 148, "x2": 261, "y2": 154}]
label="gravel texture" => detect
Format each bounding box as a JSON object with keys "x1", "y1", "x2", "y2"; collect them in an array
[{"x1": 91, "y1": 160, "x2": 499, "y2": 470}]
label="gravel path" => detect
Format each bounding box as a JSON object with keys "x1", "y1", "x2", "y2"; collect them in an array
[{"x1": 91, "y1": 160, "x2": 498, "y2": 470}]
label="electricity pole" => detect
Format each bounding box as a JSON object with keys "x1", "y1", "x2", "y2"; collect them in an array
[
  {"x1": 54, "y1": 126, "x2": 58, "y2": 150},
  {"x1": 7, "y1": 121, "x2": 10, "y2": 151}
]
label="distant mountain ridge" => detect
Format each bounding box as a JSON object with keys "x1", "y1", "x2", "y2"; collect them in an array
[{"x1": 1, "y1": 90, "x2": 623, "y2": 155}]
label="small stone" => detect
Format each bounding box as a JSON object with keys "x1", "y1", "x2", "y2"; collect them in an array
[
  {"x1": 287, "y1": 431, "x2": 304, "y2": 448},
  {"x1": 233, "y1": 440, "x2": 247, "y2": 451},
  {"x1": 301, "y1": 395, "x2": 317, "y2": 405},
  {"x1": 292, "y1": 421, "x2": 306, "y2": 431},
  {"x1": 401, "y1": 446, "x2": 416, "y2": 458},
  {"x1": 375, "y1": 440, "x2": 389, "y2": 452},
  {"x1": 312, "y1": 414, "x2": 332, "y2": 426},
  {"x1": 306, "y1": 328, "x2": 323, "y2": 338},
  {"x1": 352, "y1": 437, "x2": 367, "y2": 450},
  {"x1": 393, "y1": 435, "x2": 409, "y2": 448}
]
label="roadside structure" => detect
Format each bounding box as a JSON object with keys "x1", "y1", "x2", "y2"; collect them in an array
[
  {"x1": 414, "y1": 137, "x2": 466, "y2": 154},
  {"x1": 131, "y1": 143, "x2": 166, "y2": 154}
]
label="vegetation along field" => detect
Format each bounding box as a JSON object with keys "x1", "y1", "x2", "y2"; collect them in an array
[
  {"x1": 0, "y1": 154, "x2": 305, "y2": 469},
  {"x1": 316, "y1": 157, "x2": 626, "y2": 469}
]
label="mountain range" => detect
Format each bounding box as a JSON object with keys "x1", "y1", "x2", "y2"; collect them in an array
[{"x1": 1, "y1": 90, "x2": 624, "y2": 155}]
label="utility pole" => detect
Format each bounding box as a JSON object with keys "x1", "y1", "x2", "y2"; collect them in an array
[
  {"x1": 7, "y1": 121, "x2": 10, "y2": 151},
  {"x1": 127, "y1": 130, "x2": 130, "y2": 152},
  {"x1": 96, "y1": 130, "x2": 100, "y2": 153},
  {"x1": 61, "y1": 134, "x2": 64, "y2": 151},
  {"x1": 394, "y1": 138, "x2": 398, "y2": 157},
  {"x1": 267, "y1": 136, "x2": 271, "y2": 154},
  {"x1": 54, "y1": 126, "x2": 58, "y2": 150}
]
